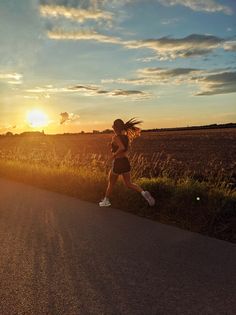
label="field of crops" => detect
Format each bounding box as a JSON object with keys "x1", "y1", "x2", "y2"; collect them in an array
[
  {"x1": 0, "y1": 128, "x2": 236, "y2": 187},
  {"x1": 0, "y1": 128, "x2": 236, "y2": 242}
]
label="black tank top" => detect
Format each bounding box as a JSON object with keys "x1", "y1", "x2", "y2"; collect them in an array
[{"x1": 111, "y1": 135, "x2": 129, "y2": 153}]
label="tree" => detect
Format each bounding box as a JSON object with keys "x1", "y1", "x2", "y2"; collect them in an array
[
  {"x1": 5, "y1": 131, "x2": 13, "y2": 136},
  {"x1": 101, "y1": 129, "x2": 113, "y2": 134}
]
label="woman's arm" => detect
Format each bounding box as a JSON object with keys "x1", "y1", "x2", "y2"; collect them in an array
[{"x1": 112, "y1": 136, "x2": 126, "y2": 158}]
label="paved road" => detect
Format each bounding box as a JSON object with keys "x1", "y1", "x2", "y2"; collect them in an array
[{"x1": 0, "y1": 178, "x2": 235, "y2": 315}]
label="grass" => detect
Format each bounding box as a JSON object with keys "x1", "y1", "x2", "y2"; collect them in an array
[{"x1": 0, "y1": 154, "x2": 235, "y2": 244}]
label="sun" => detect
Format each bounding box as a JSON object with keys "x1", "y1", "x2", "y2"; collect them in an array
[{"x1": 27, "y1": 109, "x2": 49, "y2": 128}]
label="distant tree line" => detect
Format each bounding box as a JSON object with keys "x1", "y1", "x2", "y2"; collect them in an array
[
  {"x1": 1, "y1": 123, "x2": 236, "y2": 137},
  {"x1": 2, "y1": 130, "x2": 45, "y2": 137},
  {"x1": 142, "y1": 123, "x2": 236, "y2": 132}
]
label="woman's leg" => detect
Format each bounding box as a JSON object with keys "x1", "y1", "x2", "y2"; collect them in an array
[
  {"x1": 122, "y1": 172, "x2": 155, "y2": 206},
  {"x1": 105, "y1": 169, "x2": 119, "y2": 198},
  {"x1": 122, "y1": 172, "x2": 143, "y2": 193}
]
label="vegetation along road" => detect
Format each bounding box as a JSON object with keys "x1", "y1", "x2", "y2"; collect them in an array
[{"x1": 0, "y1": 178, "x2": 235, "y2": 315}]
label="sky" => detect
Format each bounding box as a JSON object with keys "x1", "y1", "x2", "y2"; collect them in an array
[{"x1": 0, "y1": 0, "x2": 236, "y2": 133}]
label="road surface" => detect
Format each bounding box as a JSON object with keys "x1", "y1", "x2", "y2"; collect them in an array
[{"x1": 0, "y1": 178, "x2": 235, "y2": 315}]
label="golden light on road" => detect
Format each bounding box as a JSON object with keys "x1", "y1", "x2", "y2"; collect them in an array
[{"x1": 27, "y1": 109, "x2": 49, "y2": 128}]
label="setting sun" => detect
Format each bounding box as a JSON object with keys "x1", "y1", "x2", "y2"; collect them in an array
[{"x1": 27, "y1": 109, "x2": 49, "y2": 128}]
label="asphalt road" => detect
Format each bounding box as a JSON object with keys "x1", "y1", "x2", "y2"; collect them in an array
[{"x1": 0, "y1": 178, "x2": 235, "y2": 315}]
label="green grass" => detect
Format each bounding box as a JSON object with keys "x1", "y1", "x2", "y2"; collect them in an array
[{"x1": 0, "y1": 159, "x2": 235, "y2": 243}]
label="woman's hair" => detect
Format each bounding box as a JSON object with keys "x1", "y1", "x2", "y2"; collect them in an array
[{"x1": 113, "y1": 118, "x2": 142, "y2": 141}]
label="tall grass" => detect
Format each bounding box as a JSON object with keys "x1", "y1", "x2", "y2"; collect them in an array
[{"x1": 0, "y1": 148, "x2": 235, "y2": 243}]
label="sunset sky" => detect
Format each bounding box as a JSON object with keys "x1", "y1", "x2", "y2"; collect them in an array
[{"x1": 0, "y1": 0, "x2": 236, "y2": 134}]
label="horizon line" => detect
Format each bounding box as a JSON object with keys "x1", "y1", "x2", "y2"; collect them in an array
[{"x1": 1, "y1": 122, "x2": 236, "y2": 136}]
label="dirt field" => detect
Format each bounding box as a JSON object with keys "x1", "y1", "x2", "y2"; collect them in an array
[{"x1": 0, "y1": 128, "x2": 236, "y2": 184}]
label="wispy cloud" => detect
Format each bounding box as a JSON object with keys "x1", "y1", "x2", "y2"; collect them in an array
[
  {"x1": 40, "y1": 2, "x2": 233, "y2": 62},
  {"x1": 47, "y1": 28, "x2": 122, "y2": 44},
  {"x1": 103, "y1": 67, "x2": 236, "y2": 96},
  {"x1": 46, "y1": 30, "x2": 233, "y2": 61},
  {"x1": 38, "y1": 1, "x2": 234, "y2": 60},
  {"x1": 224, "y1": 41, "x2": 236, "y2": 52},
  {"x1": 26, "y1": 84, "x2": 151, "y2": 100},
  {"x1": 107, "y1": 89, "x2": 150, "y2": 99},
  {"x1": 0, "y1": 73, "x2": 22, "y2": 80},
  {"x1": 62, "y1": 0, "x2": 233, "y2": 15},
  {"x1": 158, "y1": 0, "x2": 233, "y2": 15},
  {"x1": 125, "y1": 34, "x2": 224, "y2": 60},
  {"x1": 0, "y1": 72, "x2": 23, "y2": 84},
  {"x1": 194, "y1": 71, "x2": 236, "y2": 96},
  {"x1": 26, "y1": 84, "x2": 99, "y2": 95},
  {"x1": 138, "y1": 67, "x2": 202, "y2": 78},
  {"x1": 103, "y1": 67, "x2": 203, "y2": 85},
  {"x1": 70, "y1": 85, "x2": 151, "y2": 99},
  {"x1": 40, "y1": 4, "x2": 113, "y2": 22}
]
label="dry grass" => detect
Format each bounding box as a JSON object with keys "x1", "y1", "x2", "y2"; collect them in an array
[{"x1": 0, "y1": 129, "x2": 235, "y2": 243}]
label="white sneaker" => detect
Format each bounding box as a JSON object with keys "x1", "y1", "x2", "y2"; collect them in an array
[
  {"x1": 142, "y1": 191, "x2": 155, "y2": 206},
  {"x1": 99, "y1": 197, "x2": 111, "y2": 207}
]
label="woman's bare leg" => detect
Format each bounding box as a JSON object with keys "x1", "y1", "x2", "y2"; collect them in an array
[
  {"x1": 105, "y1": 170, "x2": 119, "y2": 198},
  {"x1": 122, "y1": 172, "x2": 155, "y2": 206},
  {"x1": 122, "y1": 172, "x2": 143, "y2": 193}
]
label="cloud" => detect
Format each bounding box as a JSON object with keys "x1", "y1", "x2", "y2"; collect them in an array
[
  {"x1": 47, "y1": 30, "x2": 231, "y2": 61},
  {"x1": 103, "y1": 67, "x2": 203, "y2": 85},
  {"x1": 26, "y1": 83, "x2": 151, "y2": 100},
  {"x1": 224, "y1": 41, "x2": 236, "y2": 52},
  {"x1": 107, "y1": 89, "x2": 150, "y2": 99},
  {"x1": 194, "y1": 71, "x2": 236, "y2": 96},
  {"x1": 47, "y1": 28, "x2": 122, "y2": 44},
  {"x1": 0, "y1": 73, "x2": 22, "y2": 80},
  {"x1": 158, "y1": 0, "x2": 233, "y2": 15},
  {"x1": 103, "y1": 67, "x2": 236, "y2": 96},
  {"x1": 51, "y1": 0, "x2": 233, "y2": 15},
  {"x1": 38, "y1": 1, "x2": 129, "y2": 30},
  {"x1": 103, "y1": 77, "x2": 157, "y2": 85},
  {"x1": 138, "y1": 67, "x2": 202, "y2": 77},
  {"x1": 26, "y1": 84, "x2": 100, "y2": 95},
  {"x1": 39, "y1": 4, "x2": 113, "y2": 22},
  {"x1": 0, "y1": 72, "x2": 23, "y2": 84},
  {"x1": 60, "y1": 112, "x2": 69, "y2": 124},
  {"x1": 68, "y1": 85, "x2": 152, "y2": 99},
  {"x1": 125, "y1": 34, "x2": 224, "y2": 60},
  {"x1": 38, "y1": 1, "x2": 233, "y2": 62},
  {"x1": 67, "y1": 85, "x2": 104, "y2": 95},
  {"x1": 60, "y1": 112, "x2": 80, "y2": 124}
]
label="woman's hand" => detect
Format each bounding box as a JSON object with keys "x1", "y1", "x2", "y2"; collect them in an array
[{"x1": 108, "y1": 153, "x2": 116, "y2": 163}]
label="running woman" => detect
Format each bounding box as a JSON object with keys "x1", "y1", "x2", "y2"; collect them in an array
[{"x1": 99, "y1": 118, "x2": 155, "y2": 207}]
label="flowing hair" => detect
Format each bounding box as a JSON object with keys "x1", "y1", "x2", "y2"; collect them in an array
[
  {"x1": 113, "y1": 118, "x2": 143, "y2": 141},
  {"x1": 124, "y1": 118, "x2": 143, "y2": 141}
]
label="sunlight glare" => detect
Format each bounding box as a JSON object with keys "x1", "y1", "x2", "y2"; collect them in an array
[{"x1": 27, "y1": 109, "x2": 49, "y2": 128}]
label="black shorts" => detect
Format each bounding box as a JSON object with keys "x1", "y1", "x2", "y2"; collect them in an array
[{"x1": 112, "y1": 157, "x2": 131, "y2": 175}]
